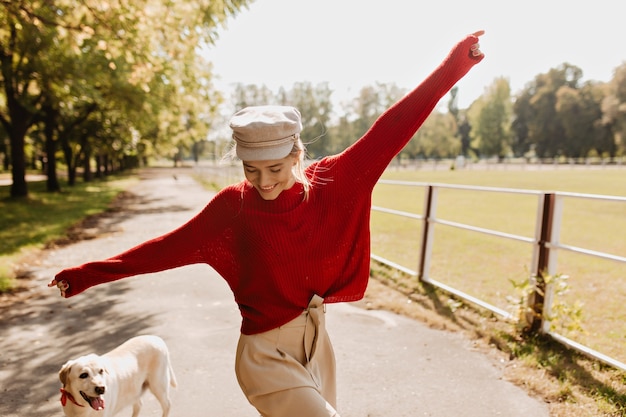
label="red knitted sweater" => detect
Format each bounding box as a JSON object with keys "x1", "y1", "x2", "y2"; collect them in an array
[{"x1": 55, "y1": 34, "x2": 483, "y2": 335}]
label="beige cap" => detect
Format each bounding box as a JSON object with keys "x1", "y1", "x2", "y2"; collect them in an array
[{"x1": 229, "y1": 105, "x2": 302, "y2": 161}]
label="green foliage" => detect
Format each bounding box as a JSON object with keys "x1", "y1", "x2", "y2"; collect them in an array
[
  {"x1": 508, "y1": 272, "x2": 585, "y2": 336},
  {"x1": 227, "y1": 59, "x2": 626, "y2": 163},
  {"x1": 0, "y1": 0, "x2": 252, "y2": 196},
  {"x1": 409, "y1": 112, "x2": 459, "y2": 159},
  {"x1": 469, "y1": 77, "x2": 513, "y2": 159}
]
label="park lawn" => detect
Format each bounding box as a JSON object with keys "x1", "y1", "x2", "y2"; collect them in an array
[
  {"x1": 0, "y1": 174, "x2": 136, "y2": 291},
  {"x1": 371, "y1": 167, "x2": 626, "y2": 365}
]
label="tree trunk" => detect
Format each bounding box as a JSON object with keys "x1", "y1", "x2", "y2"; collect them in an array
[
  {"x1": 1, "y1": 28, "x2": 36, "y2": 198},
  {"x1": 9, "y1": 128, "x2": 27, "y2": 197},
  {"x1": 61, "y1": 137, "x2": 77, "y2": 186},
  {"x1": 82, "y1": 153, "x2": 93, "y2": 182},
  {"x1": 94, "y1": 153, "x2": 103, "y2": 178},
  {"x1": 4, "y1": 97, "x2": 33, "y2": 198},
  {"x1": 45, "y1": 135, "x2": 60, "y2": 191},
  {"x1": 43, "y1": 108, "x2": 61, "y2": 192}
]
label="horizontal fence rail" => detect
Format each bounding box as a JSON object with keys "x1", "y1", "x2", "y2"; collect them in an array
[{"x1": 371, "y1": 179, "x2": 626, "y2": 372}]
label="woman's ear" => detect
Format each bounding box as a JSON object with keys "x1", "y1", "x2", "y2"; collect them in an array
[{"x1": 291, "y1": 151, "x2": 301, "y2": 166}]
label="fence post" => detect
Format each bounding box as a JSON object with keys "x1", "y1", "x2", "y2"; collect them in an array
[
  {"x1": 418, "y1": 185, "x2": 437, "y2": 282},
  {"x1": 527, "y1": 192, "x2": 555, "y2": 333}
]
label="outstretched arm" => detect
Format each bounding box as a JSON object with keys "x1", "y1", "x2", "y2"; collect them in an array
[
  {"x1": 339, "y1": 30, "x2": 485, "y2": 183},
  {"x1": 48, "y1": 187, "x2": 237, "y2": 298}
]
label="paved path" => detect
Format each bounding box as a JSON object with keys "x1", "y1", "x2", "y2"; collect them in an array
[{"x1": 0, "y1": 168, "x2": 550, "y2": 417}]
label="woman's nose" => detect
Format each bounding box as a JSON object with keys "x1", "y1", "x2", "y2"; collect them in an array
[{"x1": 258, "y1": 171, "x2": 270, "y2": 186}]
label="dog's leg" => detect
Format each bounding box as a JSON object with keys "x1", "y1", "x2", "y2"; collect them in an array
[
  {"x1": 130, "y1": 397, "x2": 143, "y2": 417},
  {"x1": 158, "y1": 396, "x2": 171, "y2": 417},
  {"x1": 147, "y1": 355, "x2": 174, "y2": 417},
  {"x1": 149, "y1": 382, "x2": 172, "y2": 417}
]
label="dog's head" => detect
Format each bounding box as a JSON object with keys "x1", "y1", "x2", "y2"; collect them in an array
[{"x1": 59, "y1": 354, "x2": 108, "y2": 411}]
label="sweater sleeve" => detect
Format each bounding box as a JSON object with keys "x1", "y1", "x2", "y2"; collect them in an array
[
  {"x1": 54, "y1": 187, "x2": 238, "y2": 298},
  {"x1": 339, "y1": 33, "x2": 484, "y2": 184}
]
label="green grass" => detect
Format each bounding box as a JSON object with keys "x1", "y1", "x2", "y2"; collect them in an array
[
  {"x1": 372, "y1": 167, "x2": 626, "y2": 366},
  {"x1": 0, "y1": 174, "x2": 137, "y2": 290}
]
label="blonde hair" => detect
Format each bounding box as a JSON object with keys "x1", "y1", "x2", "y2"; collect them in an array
[{"x1": 290, "y1": 137, "x2": 311, "y2": 200}]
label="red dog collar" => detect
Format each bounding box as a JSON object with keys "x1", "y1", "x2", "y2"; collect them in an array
[{"x1": 60, "y1": 388, "x2": 84, "y2": 407}]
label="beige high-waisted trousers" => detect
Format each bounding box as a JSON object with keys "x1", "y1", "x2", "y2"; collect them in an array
[{"x1": 235, "y1": 295, "x2": 340, "y2": 417}]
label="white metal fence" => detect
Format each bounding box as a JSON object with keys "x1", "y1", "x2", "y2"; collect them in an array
[{"x1": 371, "y1": 180, "x2": 626, "y2": 371}]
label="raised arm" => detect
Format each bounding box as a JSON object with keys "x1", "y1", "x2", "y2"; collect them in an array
[{"x1": 339, "y1": 31, "x2": 485, "y2": 182}]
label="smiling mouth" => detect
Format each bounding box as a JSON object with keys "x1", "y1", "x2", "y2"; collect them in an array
[
  {"x1": 259, "y1": 184, "x2": 276, "y2": 192},
  {"x1": 80, "y1": 391, "x2": 105, "y2": 411}
]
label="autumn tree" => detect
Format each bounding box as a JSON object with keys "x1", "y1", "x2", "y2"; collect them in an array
[{"x1": 0, "y1": 0, "x2": 252, "y2": 197}]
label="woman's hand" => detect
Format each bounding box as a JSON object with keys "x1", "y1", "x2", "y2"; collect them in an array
[
  {"x1": 470, "y1": 30, "x2": 485, "y2": 59},
  {"x1": 48, "y1": 278, "x2": 69, "y2": 298}
]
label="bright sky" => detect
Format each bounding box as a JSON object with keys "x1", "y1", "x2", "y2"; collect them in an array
[{"x1": 203, "y1": 0, "x2": 626, "y2": 111}]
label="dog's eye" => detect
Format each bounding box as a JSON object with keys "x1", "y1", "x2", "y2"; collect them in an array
[
  {"x1": 79, "y1": 373, "x2": 88, "y2": 379},
  {"x1": 98, "y1": 369, "x2": 104, "y2": 374}
]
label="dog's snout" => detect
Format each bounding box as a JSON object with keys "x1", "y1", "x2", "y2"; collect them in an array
[{"x1": 95, "y1": 386, "x2": 106, "y2": 395}]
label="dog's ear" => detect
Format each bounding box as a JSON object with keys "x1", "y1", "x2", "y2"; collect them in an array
[{"x1": 59, "y1": 360, "x2": 74, "y2": 385}]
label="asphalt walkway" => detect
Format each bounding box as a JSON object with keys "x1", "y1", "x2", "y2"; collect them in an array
[{"x1": 0, "y1": 168, "x2": 550, "y2": 416}]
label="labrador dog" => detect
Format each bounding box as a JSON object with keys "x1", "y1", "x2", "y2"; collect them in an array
[{"x1": 58, "y1": 335, "x2": 176, "y2": 417}]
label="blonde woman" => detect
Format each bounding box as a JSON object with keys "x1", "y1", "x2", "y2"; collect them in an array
[{"x1": 51, "y1": 30, "x2": 485, "y2": 417}]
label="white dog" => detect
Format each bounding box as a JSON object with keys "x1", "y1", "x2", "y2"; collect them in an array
[{"x1": 58, "y1": 335, "x2": 177, "y2": 417}]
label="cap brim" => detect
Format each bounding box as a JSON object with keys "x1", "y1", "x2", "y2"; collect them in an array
[{"x1": 235, "y1": 141, "x2": 293, "y2": 161}]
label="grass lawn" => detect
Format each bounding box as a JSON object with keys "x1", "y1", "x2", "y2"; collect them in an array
[
  {"x1": 372, "y1": 166, "x2": 626, "y2": 367},
  {"x1": 0, "y1": 173, "x2": 137, "y2": 291}
]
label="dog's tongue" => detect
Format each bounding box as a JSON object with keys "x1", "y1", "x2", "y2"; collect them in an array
[{"x1": 89, "y1": 397, "x2": 105, "y2": 411}]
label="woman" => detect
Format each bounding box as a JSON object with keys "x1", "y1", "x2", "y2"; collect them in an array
[{"x1": 50, "y1": 31, "x2": 485, "y2": 417}]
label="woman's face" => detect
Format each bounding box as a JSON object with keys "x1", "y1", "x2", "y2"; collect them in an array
[{"x1": 243, "y1": 154, "x2": 297, "y2": 200}]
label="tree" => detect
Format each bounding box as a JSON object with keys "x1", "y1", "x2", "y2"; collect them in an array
[
  {"x1": 406, "y1": 111, "x2": 458, "y2": 159},
  {"x1": 287, "y1": 82, "x2": 332, "y2": 158},
  {"x1": 0, "y1": 0, "x2": 252, "y2": 197},
  {"x1": 511, "y1": 89, "x2": 532, "y2": 158},
  {"x1": 0, "y1": 3, "x2": 50, "y2": 196},
  {"x1": 517, "y1": 63, "x2": 583, "y2": 158},
  {"x1": 447, "y1": 86, "x2": 473, "y2": 157},
  {"x1": 348, "y1": 83, "x2": 402, "y2": 140},
  {"x1": 231, "y1": 83, "x2": 275, "y2": 111},
  {"x1": 472, "y1": 77, "x2": 512, "y2": 159},
  {"x1": 556, "y1": 82, "x2": 613, "y2": 158},
  {"x1": 602, "y1": 63, "x2": 626, "y2": 156}
]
